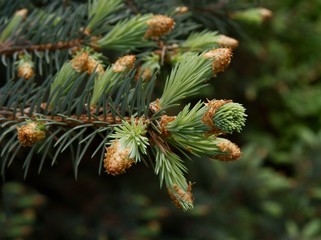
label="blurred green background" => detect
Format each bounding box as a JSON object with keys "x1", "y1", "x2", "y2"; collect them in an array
[{"x1": 1, "y1": 0, "x2": 321, "y2": 239}]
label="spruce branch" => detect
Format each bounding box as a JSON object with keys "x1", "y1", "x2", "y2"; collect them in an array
[
  {"x1": 49, "y1": 62, "x2": 79, "y2": 105},
  {"x1": 156, "y1": 53, "x2": 212, "y2": 110},
  {"x1": 231, "y1": 7, "x2": 273, "y2": 25},
  {"x1": 164, "y1": 101, "x2": 207, "y2": 134},
  {"x1": 181, "y1": 30, "x2": 220, "y2": 51},
  {"x1": 0, "y1": 0, "x2": 250, "y2": 211},
  {"x1": 90, "y1": 67, "x2": 123, "y2": 105},
  {"x1": 154, "y1": 145, "x2": 192, "y2": 211},
  {"x1": 86, "y1": 0, "x2": 124, "y2": 34},
  {"x1": 95, "y1": 14, "x2": 154, "y2": 51},
  {"x1": 136, "y1": 53, "x2": 160, "y2": 81},
  {"x1": 0, "y1": 9, "x2": 28, "y2": 43},
  {"x1": 0, "y1": 113, "x2": 129, "y2": 127},
  {"x1": 108, "y1": 117, "x2": 149, "y2": 163},
  {"x1": 159, "y1": 102, "x2": 238, "y2": 157},
  {"x1": 181, "y1": 30, "x2": 239, "y2": 51}
]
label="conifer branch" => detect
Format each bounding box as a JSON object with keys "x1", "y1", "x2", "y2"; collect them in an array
[
  {"x1": 155, "y1": 53, "x2": 212, "y2": 110},
  {"x1": 0, "y1": 0, "x2": 250, "y2": 211},
  {"x1": 0, "y1": 39, "x2": 84, "y2": 56},
  {"x1": 0, "y1": 112, "x2": 131, "y2": 127}
]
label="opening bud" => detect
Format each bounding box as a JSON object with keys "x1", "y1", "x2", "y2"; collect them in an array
[
  {"x1": 87, "y1": 57, "x2": 105, "y2": 74},
  {"x1": 16, "y1": 54, "x2": 34, "y2": 80},
  {"x1": 17, "y1": 62, "x2": 34, "y2": 80},
  {"x1": 231, "y1": 8, "x2": 273, "y2": 25},
  {"x1": 203, "y1": 99, "x2": 246, "y2": 135},
  {"x1": 215, "y1": 35, "x2": 239, "y2": 49},
  {"x1": 71, "y1": 50, "x2": 104, "y2": 74},
  {"x1": 159, "y1": 115, "x2": 176, "y2": 137},
  {"x1": 212, "y1": 138, "x2": 241, "y2": 161},
  {"x1": 71, "y1": 52, "x2": 89, "y2": 72},
  {"x1": 112, "y1": 55, "x2": 136, "y2": 73},
  {"x1": 104, "y1": 140, "x2": 135, "y2": 176},
  {"x1": 204, "y1": 48, "x2": 233, "y2": 75},
  {"x1": 202, "y1": 99, "x2": 232, "y2": 135},
  {"x1": 145, "y1": 15, "x2": 175, "y2": 39},
  {"x1": 168, "y1": 182, "x2": 194, "y2": 210},
  {"x1": 175, "y1": 6, "x2": 189, "y2": 15},
  {"x1": 17, "y1": 122, "x2": 46, "y2": 147},
  {"x1": 15, "y1": 9, "x2": 28, "y2": 19}
]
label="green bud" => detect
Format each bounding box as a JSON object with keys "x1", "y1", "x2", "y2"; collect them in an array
[
  {"x1": 213, "y1": 102, "x2": 247, "y2": 134},
  {"x1": 109, "y1": 118, "x2": 149, "y2": 162},
  {"x1": 0, "y1": 9, "x2": 28, "y2": 43},
  {"x1": 231, "y1": 8, "x2": 273, "y2": 25}
]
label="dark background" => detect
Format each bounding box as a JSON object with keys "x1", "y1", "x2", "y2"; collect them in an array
[{"x1": 1, "y1": 0, "x2": 321, "y2": 239}]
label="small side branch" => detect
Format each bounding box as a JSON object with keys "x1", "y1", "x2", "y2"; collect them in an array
[
  {"x1": 0, "y1": 38, "x2": 84, "y2": 56},
  {"x1": 0, "y1": 111, "x2": 128, "y2": 127}
]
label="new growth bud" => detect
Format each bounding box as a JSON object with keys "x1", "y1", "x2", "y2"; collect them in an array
[
  {"x1": 231, "y1": 8, "x2": 273, "y2": 25},
  {"x1": 108, "y1": 118, "x2": 149, "y2": 162},
  {"x1": 136, "y1": 67, "x2": 152, "y2": 81},
  {"x1": 168, "y1": 182, "x2": 194, "y2": 210},
  {"x1": 175, "y1": 6, "x2": 189, "y2": 15},
  {"x1": 159, "y1": 115, "x2": 176, "y2": 136},
  {"x1": 213, "y1": 102, "x2": 247, "y2": 134},
  {"x1": 112, "y1": 55, "x2": 136, "y2": 73},
  {"x1": 212, "y1": 138, "x2": 241, "y2": 161},
  {"x1": 71, "y1": 52, "x2": 89, "y2": 72},
  {"x1": 17, "y1": 122, "x2": 46, "y2": 147},
  {"x1": 16, "y1": 54, "x2": 34, "y2": 80},
  {"x1": 145, "y1": 15, "x2": 175, "y2": 39},
  {"x1": 203, "y1": 48, "x2": 233, "y2": 75},
  {"x1": 135, "y1": 53, "x2": 160, "y2": 81},
  {"x1": 17, "y1": 62, "x2": 34, "y2": 80},
  {"x1": 71, "y1": 50, "x2": 104, "y2": 74},
  {"x1": 202, "y1": 99, "x2": 231, "y2": 135},
  {"x1": 203, "y1": 99, "x2": 246, "y2": 135},
  {"x1": 149, "y1": 98, "x2": 161, "y2": 113},
  {"x1": 259, "y1": 8, "x2": 273, "y2": 20},
  {"x1": 104, "y1": 140, "x2": 135, "y2": 176},
  {"x1": 0, "y1": 9, "x2": 28, "y2": 43},
  {"x1": 15, "y1": 9, "x2": 28, "y2": 19},
  {"x1": 215, "y1": 35, "x2": 239, "y2": 49},
  {"x1": 87, "y1": 57, "x2": 105, "y2": 74}
]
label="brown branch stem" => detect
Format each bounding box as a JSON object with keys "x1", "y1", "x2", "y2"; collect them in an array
[
  {"x1": 0, "y1": 111, "x2": 129, "y2": 127},
  {"x1": 0, "y1": 38, "x2": 84, "y2": 56}
]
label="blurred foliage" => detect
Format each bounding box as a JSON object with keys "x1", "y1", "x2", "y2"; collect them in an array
[
  {"x1": 0, "y1": 182, "x2": 46, "y2": 239},
  {"x1": 2, "y1": 0, "x2": 321, "y2": 239}
]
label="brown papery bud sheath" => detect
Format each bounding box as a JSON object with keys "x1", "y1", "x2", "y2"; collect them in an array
[
  {"x1": 259, "y1": 8, "x2": 273, "y2": 20},
  {"x1": 112, "y1": 55, "x2": 136, "y2": 73},
  {"x1": 17, "y1": 122, "x2": 45, "y2": 147},
  {"x1": 203, "y1": 48, "x2": 233, "y2": 75},
  {"x1": 212, "y1": 139, "x2": 241, "y2": 161},
  {"x1": 71, "y1": 52, "x2": 89, "y2": 73},
  {"x1": 104, "y1": 140, "x2": 135, "y2": 176},
  {"x1": 202, "y1": 99, "x2": 232, "y2": 135},
  {"x1": 87, "y1": 57, "x2": 104, "y2": 74},
  {"x1": 17, "y1": 62, "x2": 34, "y2": 80},
  {"x1": 216, "y1": 35, "x2": 239, "y2": 49},
  {"x1": 168, "y1": 182, "x2": 194, "y2": 210},
  {"x1": 145, "y1": 15, "x2": 175, "y2": 39}
]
